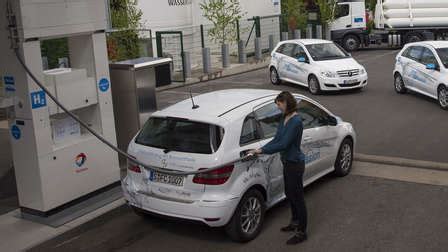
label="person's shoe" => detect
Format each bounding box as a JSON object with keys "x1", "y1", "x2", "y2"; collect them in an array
[
  {"x1": 280, "y1": 224, "x2": 297, "y2": 232},
  {"x1": 286, "y1": 231, "x2": 307, "y2": 245}
]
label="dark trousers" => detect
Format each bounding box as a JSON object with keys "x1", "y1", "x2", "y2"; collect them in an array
[{"x1": 283, "y1": 160, "x2": 307, "y2": 233}]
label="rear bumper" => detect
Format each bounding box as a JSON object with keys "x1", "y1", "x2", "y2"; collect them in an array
[{"x1": 122, "y1": 176, "x2": 240, "y2": 227}]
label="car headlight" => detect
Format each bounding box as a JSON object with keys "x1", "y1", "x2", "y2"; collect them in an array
[
  {"x1": 359, "y1": 68, "x2": 366, "y2": 75},
  {"x1": 320, "y1": 71, "x2": 337, "y2": 78}
]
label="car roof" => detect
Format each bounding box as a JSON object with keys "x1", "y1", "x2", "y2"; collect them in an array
[
  {"x1": 153, "y1": 89, "x2": 281, "y2": 122},
  {"x1": 279, "y1": 39, "x2": 333, "y2": 46},
  {"x1": 406, "y1": 41, "x2": 448, "y2": 49}
]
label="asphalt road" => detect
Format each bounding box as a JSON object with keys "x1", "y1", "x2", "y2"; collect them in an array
[
  {"x1": 31, "y1": 173, "x2": 448, "y2": 252},
  {"x1": 157, "y1": 49, "x2": 448, "y2": 163}
]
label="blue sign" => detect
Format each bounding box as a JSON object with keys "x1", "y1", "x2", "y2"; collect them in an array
[
  {"x1": 354, "y1": 17, "x2": 364, "y2": 23},
  {"x1": 30, "y1": 90, "x2": 47, "y2": 109},
  {"x1": 3, "y1": 76, "x2": 15, "y2": 92},
  {"x1": 11, "y1": 125, "x2": 21, "y2": 140},
  {"x1": 98, "y1": 78, "x2": 110, "y2": 92}
]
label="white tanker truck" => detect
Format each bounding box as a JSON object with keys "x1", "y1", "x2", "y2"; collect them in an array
[{"x1": 330, "y1": 0, "x2": 448, "y2": 51}]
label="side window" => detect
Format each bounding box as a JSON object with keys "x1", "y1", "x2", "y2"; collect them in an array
[
  {"x1": 240, "y1": 113, "x2": 261, "y2": 145},
  {"x1": 292, "y1": 45, "x2": 308, "y2": 60},
  {"x1": 275, "y1": 44, "x2": 286, "y2": 54},
  {"x1": 254, "y1": 102, "x2": 282, "y2": 139},
  {"x1": 335, "y1": 4, "x2": 350, "y2": 18},
  {"x1": 421, "y1": 48, "x2": 439, "y2": 66},
  {"x1": 406, "y1": 46, "x2": 424, "y2": 62},
  {"x1": 281, "y1": 43, "x2": 296, "y2": 57},
  {"x1": 297, "y1": 100, "x2": 330, "y2": 129}
]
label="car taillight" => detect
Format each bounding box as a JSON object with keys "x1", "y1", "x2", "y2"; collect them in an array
[
  {"x1": 127, "y1": 158, "x2": 141, "y2": 173},
  {"x1": 193, "y1": 165, "x2": 234, "y2": 185}
]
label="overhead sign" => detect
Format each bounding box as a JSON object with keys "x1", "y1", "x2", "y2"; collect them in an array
[{"x1": 30, "y1": 90, "x2": 47, "y2": 109}]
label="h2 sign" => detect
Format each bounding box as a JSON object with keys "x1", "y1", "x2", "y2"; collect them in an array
[{"x1": 30, "y1": 90, "x2": 47, "y2": 109}]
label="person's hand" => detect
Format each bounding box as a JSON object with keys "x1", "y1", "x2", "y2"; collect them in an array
[{"x1": 248, "y1": 149, "x2": 262, "y2": 155}]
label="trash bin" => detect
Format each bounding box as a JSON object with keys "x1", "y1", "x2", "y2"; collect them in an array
[{"x1": 109, "y1": 57, "x2": 172, "y2": 167}]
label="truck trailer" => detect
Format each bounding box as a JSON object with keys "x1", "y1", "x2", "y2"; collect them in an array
[{"x1": 330, "y1": 0, "x2": 448, "y2": 51}]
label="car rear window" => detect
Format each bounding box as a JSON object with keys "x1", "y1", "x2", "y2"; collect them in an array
[{"x1": 135, "y1": 117, "x2": 224, "y2": 154}]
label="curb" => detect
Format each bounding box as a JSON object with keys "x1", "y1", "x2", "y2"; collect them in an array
[
  {"x1": 355, "y1": 153, "x2": 448, "y2": 172},
  {"x1": 156, "y1": 58, "x2": 270, "y2": 92}
]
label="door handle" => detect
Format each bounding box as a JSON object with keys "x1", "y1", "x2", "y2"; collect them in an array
[
  {"x1": 303, "y1": 136, "x2": 313, "y2": 143},
  {"x1": 346, "y1": 24, "x2": 352, "y2": 28}
]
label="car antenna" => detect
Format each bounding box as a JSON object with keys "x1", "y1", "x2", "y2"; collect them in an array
[{"x1": 190, "y1": 90, "x2": 199, "y2": 109}]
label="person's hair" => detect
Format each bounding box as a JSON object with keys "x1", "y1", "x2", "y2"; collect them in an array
[{"x1": 275, "y1": 91, "x2": 297, "y2": 116}]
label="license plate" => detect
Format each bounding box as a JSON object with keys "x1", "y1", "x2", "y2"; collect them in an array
[
  {"x1": 149, "y1": 170, "x2": 184, "y2": 187},
  {"x1": 344, "y1": 79, "x2": 359, "y2": 84}
]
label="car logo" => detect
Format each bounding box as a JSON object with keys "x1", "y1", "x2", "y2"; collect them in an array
[
  {"x1": 348, "y1": 72, "x2": 353, "y2": 77},
  {"x1": 161, "y1": 159, "x2": 167, "y2": 168},
  {"x1": 75, "y1": 153, "x2": 87, "y2": 167}
]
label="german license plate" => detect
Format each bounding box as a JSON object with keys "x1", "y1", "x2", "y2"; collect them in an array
[
  {"x1": 344, "y1": 79, "x2": 358, "y2": 84},
  {"x1": 149, "y1": 170, "x2": 184, "y2": 187}
]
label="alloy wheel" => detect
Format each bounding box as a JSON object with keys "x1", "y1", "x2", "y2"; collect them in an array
[
  {"x1": 270, "y1": 68, "x2": 278, "y2": 84},
  {"x1": 309, "y1": 77, "x2": 319, "y2": 94},
  {"x1": 240, "y1": 197, "x2": 262, "y2": 235},
  {"x1": 340, "y1": 143, "x2": 352, "y2": 173},
  {"x1": 439, "y1": 86, "x2": 448, "y2": 109}
]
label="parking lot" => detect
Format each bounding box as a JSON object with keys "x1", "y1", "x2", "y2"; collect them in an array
[{"x1": 29, "y1": 49, "x2": 448, "y2": 251}]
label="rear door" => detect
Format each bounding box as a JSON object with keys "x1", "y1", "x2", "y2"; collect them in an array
[
  {"x1": 277, "y1": 43, "x2": 298, "y2": 81},
  {"x1": 401, "y1": 46, "x2": 424, "y2": 89},
  {"x1": 131, "y1": 117, "x2": 225, "y2": 203}
]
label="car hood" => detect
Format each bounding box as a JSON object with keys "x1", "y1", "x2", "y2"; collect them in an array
[{"x1": 313, "y1": 58, "x2": 363, "y2": 72}]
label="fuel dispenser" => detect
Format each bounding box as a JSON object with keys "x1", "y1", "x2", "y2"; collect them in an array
[{"x1": 0, "y1": 0, "x2": 120, "y2": 223}]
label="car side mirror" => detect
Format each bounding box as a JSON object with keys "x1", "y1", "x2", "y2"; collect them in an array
[
  {"x1": 426, "y1": 63, "x2": 436, "y2": 70},
  {"x1": 297, "y1": 56, "x2": 306, "y2": 63},
  {"x1": 327, "y1": 116, "x2": 338, "y2": 126}
]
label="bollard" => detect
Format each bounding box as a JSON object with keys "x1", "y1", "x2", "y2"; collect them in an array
[
  {"x1": 202, "y1": 47, "x2": 211, "y2": 74},
  {"x1": 325, "y1": 26, "x2": 332, "y2": 40},
  {"x1": 316, "y1": 25, "x2": 323, "y2": 39},
  {"x1": 222, "y1": 44, "x2": 230, "y2": 68},
  {"x1": 306, "y1": 24, "x2": 313, "y2": 38},
  {"x1": 255, "y1": 37, "x2": 262, "y2": 61},
  {"x1": 294, "y1": 29, "x2": 301, "y2": 39},
  {"x1": 182, "y1": 51, "x2": 191, "y2": 78},
  {"x1": 238, "y1": 40, "x2": 247, "y2": 63},
  {"x1": 268, "y1": 35, "x2": 275, "y2": 53},
  {"x1": 282, "y1": 32, "x2": 289, "y2": 41}
]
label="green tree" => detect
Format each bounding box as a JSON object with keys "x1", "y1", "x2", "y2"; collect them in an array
[
  {"x1": 281, "y1": 0, "x2": 307, "y2": 33},
  {"x1": 200, "y1": 0, "x2": 245, "y2": 45},
  {"x1": 108, "y1": 0, "x2": 143, "y2": 62},
  {"x1": 315, "y1": 0, "x2": 338, "y2": 25}
]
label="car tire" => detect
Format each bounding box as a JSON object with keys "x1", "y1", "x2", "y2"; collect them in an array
[
  {"x1": 394, "y1": 73, "x2": 407, "y2": 94},
  {"x1": 438, "y1": 85, "x2": 448, "y2": 110},
  {"x1": 270, "y1": 67, "x2": 281, "y2": 85},
  {"x1": 343, "y1": 34, "x2": 360, "y2": 52},
  {"x1": 333, "y1": 138, "x2": 354, "y2": 177},
  {"x1": 308, "y1": 75, "x2": 321, "y2": 95},
  {"x1": 225, "y1": 189, "x2": 266, "y2": 242}
]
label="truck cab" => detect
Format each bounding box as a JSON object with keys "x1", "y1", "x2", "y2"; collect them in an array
[{"x1": 330, "y1": 0, "x2": 368, "y2": 51}]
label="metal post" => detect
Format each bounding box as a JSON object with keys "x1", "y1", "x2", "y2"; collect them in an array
[
  {"x1": 202, "y1": 47, "x2": 211, "y2": 74},
  {"x1": 238, "y1": 40, "x2": 247, "y2": 63},
  {"x1": 294, "y1": 29, "x2": 301, "y2": 39},
  {"x1": 316, "y1": 25, "x2": 323, "y2": 39},
  {"x1": 268, "y1": 35, "x2": 275, "y2": 53},
  {"x1": 306, "y1": 24, "x2": 313, "y2": 39},
  {"x1": 236, "y1": 20, "x2": 240, "y2": 42},
  {"x1": 255, "y1": 37, "x2": 262, "y2": 61},
  {"x1": 255, "y1": 16, "x2": 261, "y2": 38},
  {"x1": 200, "y1": 24, "x2": 205, "y2": 48},
  {"x1": 183, "y1": 51, "x2": 191, "y2": 78},
  {"x1": 222, "y1": 44, "x2": 230, "y2": 68},
  {"x1": 282, "y1": 32, "x2": 288, "y2": 41}
]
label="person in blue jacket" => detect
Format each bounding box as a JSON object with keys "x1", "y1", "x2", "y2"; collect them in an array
[{"x1": 249, "y1": 91, "x2": 307, "y2": 245}]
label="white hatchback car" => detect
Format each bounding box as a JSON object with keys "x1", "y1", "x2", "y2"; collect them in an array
[
  {"x1": 122, "y1": 89, "x2": 356, "y2": 242},
  {"x1": 393, "y1": 41, "x2": 448, "y2": 110},
  {"x1": 269, "y1": 39, "x2": 368, "y2": 94}
]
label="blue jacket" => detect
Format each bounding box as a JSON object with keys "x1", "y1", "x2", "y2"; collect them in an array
[{"x1": 261, "y1": 115, "x2": 305, "y2": 163}]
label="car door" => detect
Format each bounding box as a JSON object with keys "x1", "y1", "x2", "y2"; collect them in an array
[
  {"x1": 252, "y1": 102, "x2": 286, "y2": 203},
  {"x1": 276, "y1": 43, "x2": 295, "y2": 80},
  {"x1": 290, "y1": 44, "x2": 312, "y2": 85},
  {"x1": 297, "y1": 99, "x2": 339, "y2": 180},
  {"x1": 417, "y1": 47, "x2": 441, "y2": 97},
  {"x1": 402, "y1": 46, "x2": 424, "y2": 89},
  {"x1": 330, "y1": 3, "x2": 351, "y2": 31}
]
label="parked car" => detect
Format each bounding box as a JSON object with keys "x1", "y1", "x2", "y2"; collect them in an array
[
  {"x1": 269, "y1": 39, "x2": 368, "y2": 95},
  {"x1": 122, "y1": 89, "x2": 356, "y2": 242},
  {"x1": 393, "y1": 41, "x2": 448, "y2": 110}
]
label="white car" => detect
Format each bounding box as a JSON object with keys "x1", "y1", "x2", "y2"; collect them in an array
[
  {"x1": 269, "y1": 39, "x2": 368, "y2": 94},
  {"x1": 122, "y1": 89, "x2": 356, "y2": 242},
  {"x1": 393, "y1": 41, "x2": 448, "y2": 110}
]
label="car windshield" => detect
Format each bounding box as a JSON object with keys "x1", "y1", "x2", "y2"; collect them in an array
[
  {"x1": 436, "y1": 48, "x2": 448, "y2": 68},
  {"x1": 135, "y1": 117, "x2": 224, "y2": 154},
  {"x1": 305, "y1": 43, "x2": 350, "y2": 61}
]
